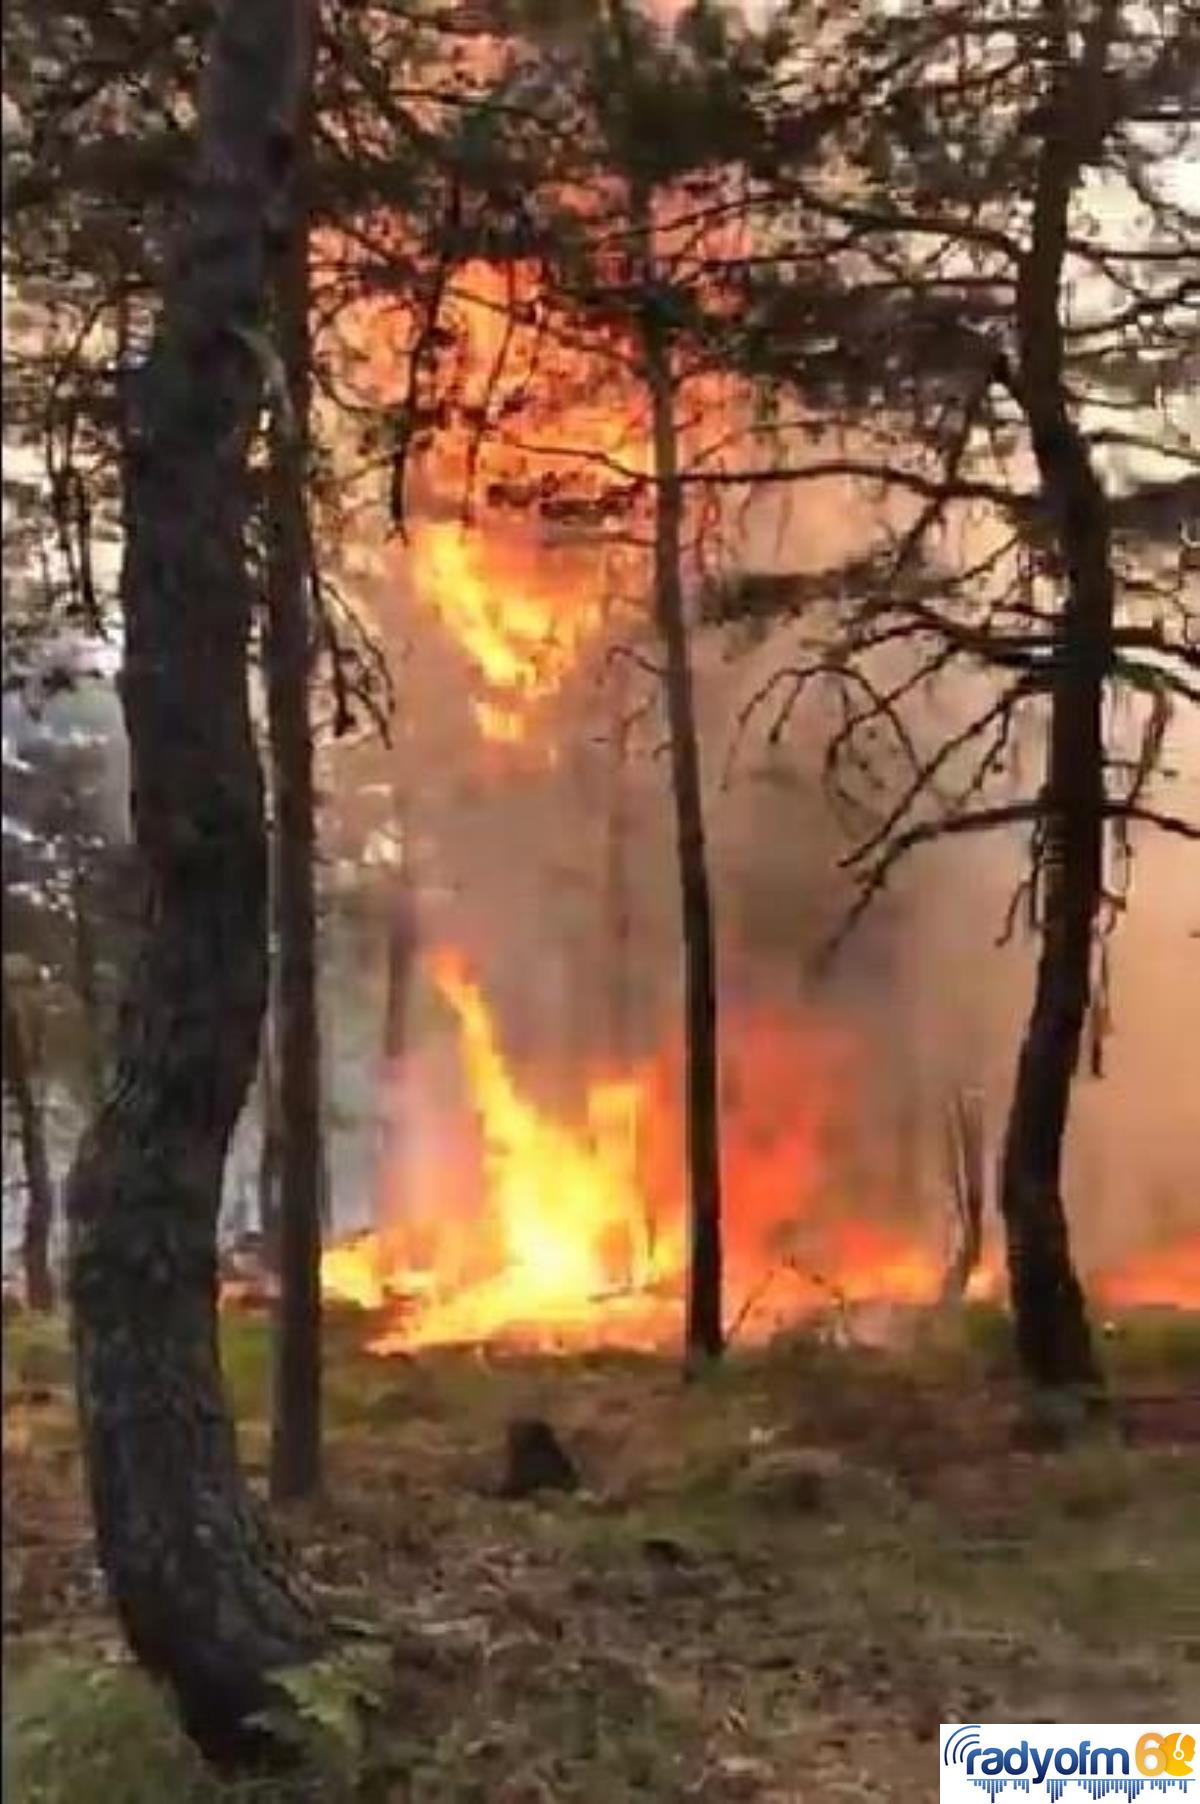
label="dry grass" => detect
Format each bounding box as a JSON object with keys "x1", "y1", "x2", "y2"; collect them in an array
[{"x1": 4, "y1": 1305, "x2": 1199, "y2": 1802}]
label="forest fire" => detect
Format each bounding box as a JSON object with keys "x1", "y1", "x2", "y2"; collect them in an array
[
  {"x1": 316, "y1": 952, "x2": 1200, "y2": 1350},
  {"x1": 319, "y1": 948, "x2": 958, "y2": 1351},
  {"x1": 323, "y1": 247, "x2": 651, "y2": 744},
  {"x1": 407, "y1": 519, "x2": 609, "y2": 744},
  {"x1": 310, "y1": 221, "x2": 1200, "y2": 1355},
  {"x1": 1094, "y1": 1234, "x2": 1200, "y2": 1311}
]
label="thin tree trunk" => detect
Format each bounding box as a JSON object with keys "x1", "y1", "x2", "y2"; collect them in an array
[
  {"x1": 3, "y1": 975, "x2": 55, "y2": 1312},
  {"x1": 64, "y1": 0, "x2": 324, "y2": 1759},
  {"x1": 265, "y1": 54, "x2": 322, "y2": 1505},
  {"x1": 938, "y1": 1088, "x2": 985, "y2": 1307},
  {"x1": 998, "y1": 3, "x2": 1115, "y2": 1395},
  {"x1": 641, "y1": 278, "x2": 723, "y2": 1362},
  {"x1": 608, "y1": 0, "x2": 722, "y2": 1360}
]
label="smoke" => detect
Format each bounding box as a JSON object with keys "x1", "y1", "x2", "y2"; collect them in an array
[{"x1": 323, "y1": 458, "x2": 1199, "y2": 1279}]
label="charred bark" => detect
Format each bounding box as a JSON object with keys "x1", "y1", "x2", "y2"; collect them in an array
[
  {"x1": 3, "y1": 974, "x2": 55, "y2": 1313},
  {"x1": 264, "y1": 54, "x2": 323, "y2": 1506},
  {"x1": 998, "y1": 6, "x2": 1116, "y2": 1396},
  {"x1": 63, "y1": 0, "x2": 324, "y2": 1759}
]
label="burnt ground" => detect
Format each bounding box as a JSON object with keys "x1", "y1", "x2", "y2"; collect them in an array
[{"x1": 4, "y1": 1305, "x2": 1199, "y2": 1802}]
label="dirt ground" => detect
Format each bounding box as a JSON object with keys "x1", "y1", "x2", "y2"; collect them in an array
[{"x1": 4, "y1": 1305, "x2": 1199, "y2": 1802}]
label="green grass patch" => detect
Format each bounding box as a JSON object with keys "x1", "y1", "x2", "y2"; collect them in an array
[{"x1": 3, "y1": 1654, "x2": 218, "y2": 1804}]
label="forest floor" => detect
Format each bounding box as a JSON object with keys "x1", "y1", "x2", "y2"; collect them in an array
[{"x1": 3, "y1": 1304, "x2": 1199, "y2": 1803}]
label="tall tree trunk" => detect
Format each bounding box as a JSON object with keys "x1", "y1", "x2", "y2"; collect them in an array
[
  {"x1": 3, "y1": 975, "x2": 55, "y2": 1312},
  {"x1": 264, "y1": 56, "x2": 322, "y2": 1506},
  {"x1": 610, "y1": 0, "x2": 723, "y2": 1360},
  {"x1": 998, "y1": 4, "x2": 1115, "y2": 1395},
  {"x1": 641, "y1": 295, "x2": 723, "y2": 1362},
  {"x1": 64, "y1": 0, "x2": 324, "y2": 1759}
]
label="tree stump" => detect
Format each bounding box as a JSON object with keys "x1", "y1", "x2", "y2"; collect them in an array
[{"x1": 499, "y1": 1417, "x2": 579, "y2": 1499}]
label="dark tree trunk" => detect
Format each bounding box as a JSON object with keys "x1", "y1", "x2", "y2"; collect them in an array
[
  {"x1": 610, "y1": 0, "x2": 722, "y2": 1361},
  {"x1": 264, "y1": 62, "x2": 322, "y2": 1506},
  {"x1": 3, "y1": 975, "x2": 55, "y2": 1312},
  {"x1": 63, "y1": 0, "x2": 324, "y2": 1760},
  {"x1": 998, "y1": 7, "x2": 1115, "y2": 1395},
  {"x1": 642, "y1": 314, "x2": 723, "y2": 1362}
]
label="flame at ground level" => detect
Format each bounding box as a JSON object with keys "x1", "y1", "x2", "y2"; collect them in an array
[
  {"x1": 1093, "y1": 1234, "x2": 1200, "y2": 1311},
  {"x1": 320, "y1": 1221, "x2": 1200, "y2": 1351},
  {"x1": 318, "y1": 956, "x2": 1199, "y2": 1350},
  {"x1": 320, "y1": 951, "x2": 958, "y2": 1351}
]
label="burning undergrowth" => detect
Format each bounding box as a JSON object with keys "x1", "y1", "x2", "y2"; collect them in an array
[
  {"x1": 313, "y1": 942, "x2": 1200, "y2": 1354},
  {"x1": 319, "y1": 944, "x2": 982, "y2": 1354}
]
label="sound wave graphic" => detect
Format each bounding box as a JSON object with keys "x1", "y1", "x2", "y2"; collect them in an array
[
  {"x1": 968, "y1": 1778, "x2": 1192, "y2": 1799},
  {"x1": 946, "y1": 1728, "x2": 983, "y2": 1767}
]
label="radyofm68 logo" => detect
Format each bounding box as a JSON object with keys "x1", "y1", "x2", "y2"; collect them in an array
[{"x1": 940, "y1": 1723, "x2": 1196, "y2": 1800}]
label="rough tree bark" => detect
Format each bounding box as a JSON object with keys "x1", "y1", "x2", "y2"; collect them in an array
[
  {"x1": 264, "y1": 49, "x2": 323, "y2": 1505},
  {"x1": 2, "y1": 973, "x2": 55, "y2": 1312},
  {"x1": 64, "y1": 0, "x2": 325, "y2": 1758},
  {"x1": 998, "y1": 2, "x2": 1115, "y2": 1395}
]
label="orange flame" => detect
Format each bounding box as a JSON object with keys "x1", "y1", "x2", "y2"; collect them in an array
[
  {"x1": 1093, "y1": 1233, "x2": 1200, "y2": 1310},
  {"x1": 362, "y1": 951, "x2": 680, "y2": 1351},
  {"x1": 408, "y1": 518, "x2": 610, "y2": 743},
  {"x1": 317, "y1": 954, "x2": 1200, "y2": 1351},
  {"x1": 320, "y1": 952, "x2": 958, "y2": 1352},
  {"x1": 345, "y1": 256, "x2": 651, "y2": 743}
]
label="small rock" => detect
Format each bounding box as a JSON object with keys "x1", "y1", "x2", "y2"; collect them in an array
[{"x1": 498, "y1": 1417, "x2": 579, "y2": 1499}]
